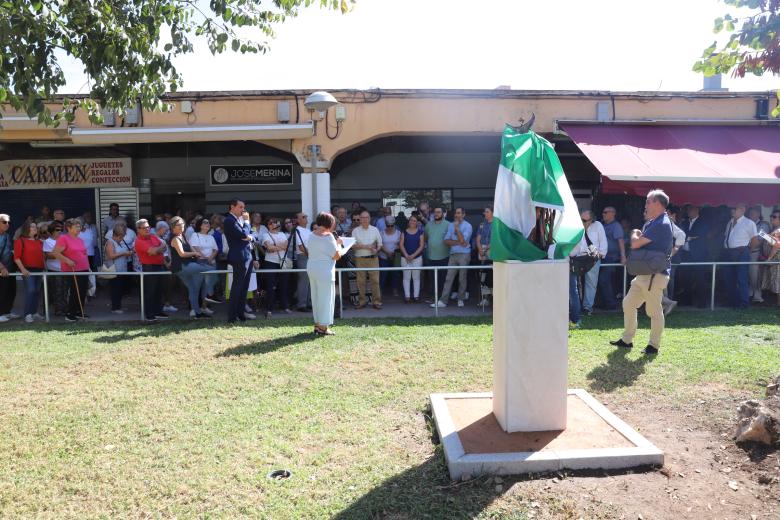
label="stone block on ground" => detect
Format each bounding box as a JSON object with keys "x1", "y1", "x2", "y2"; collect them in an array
[{"x1": 734, "y1": 396, "x2": 780, "y2": 446}]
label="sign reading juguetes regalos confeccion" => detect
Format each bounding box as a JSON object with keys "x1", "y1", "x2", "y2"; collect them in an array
[{"x1": 0, "y1": 158, "x2": 132, "y2": 190}]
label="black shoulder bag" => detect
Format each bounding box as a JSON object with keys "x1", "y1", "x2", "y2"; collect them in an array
[{"x1": 571, "y1": 231, "x2": 599, "y2": 275}]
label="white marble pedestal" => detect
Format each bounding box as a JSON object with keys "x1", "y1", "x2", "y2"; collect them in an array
[
  {"x1": 429, "y1": 259, "x2": 664, "y2": 479},
  {"x1": 492, "y1": 260, "x2": 569, "y2": 433}
]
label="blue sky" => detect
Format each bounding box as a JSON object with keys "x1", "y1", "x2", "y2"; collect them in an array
[{"x1": 59, "y1": 0, "x2": 780, "y2": 94}]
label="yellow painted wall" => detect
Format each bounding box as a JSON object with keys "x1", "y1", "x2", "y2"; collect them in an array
[{"x1": 1, "y1": 90, "x2": 770, "y2": 167}]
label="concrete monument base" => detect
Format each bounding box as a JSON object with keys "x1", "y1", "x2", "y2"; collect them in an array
[{"x1": 430, "y1": 389, "x2": 663, "y2": 480}]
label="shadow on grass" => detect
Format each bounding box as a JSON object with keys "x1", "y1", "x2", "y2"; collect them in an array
[
  {"x1": 582, "y1": 308, "x2": 779, "y2": 330},
  {"x1": 332, "y1": 453, "x2": 661, "y2": 519},
  {"x1": 331, "y1": 454, "x2": 501, "y2": 520},
  {"x1": 586, "y1": 346, "x2": 654, "y2": 393},
  {"x1": 18, "y1": 315, "x2": 493, "y2": 341},
  {"x1": 216, "y1": 331, "x2": 317, "y2": 357}
]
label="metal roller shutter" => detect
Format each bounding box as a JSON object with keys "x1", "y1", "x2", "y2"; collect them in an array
[{"x1": 98, "y1": 187, "x2": 139, "y2": 237}]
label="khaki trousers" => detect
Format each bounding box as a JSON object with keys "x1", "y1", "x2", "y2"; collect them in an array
[
  {"x1": 355, "y1": 256, "x2": 381, "y2": 306},
  {"x1": 621, "y1": 274, "x2": 669, "y2": 348}
]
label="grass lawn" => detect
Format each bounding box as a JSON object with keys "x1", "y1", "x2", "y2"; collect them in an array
[{"x1": 0, "y1": 309, "x2": 777, "y2": 518}]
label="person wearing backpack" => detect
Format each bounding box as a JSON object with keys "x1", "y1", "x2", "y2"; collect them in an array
[{"x1": 610, "y1": 190, "x2": 674, "y2": 355}]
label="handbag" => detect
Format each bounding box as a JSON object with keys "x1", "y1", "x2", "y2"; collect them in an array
[
  {"x1": 570, "y1": 230, "x2": 599, "y2": 276},
  {"x1": 98, "y1": 263, "x2": 117, "y2": 279},
  {"x1": 626, "y1": 249, "x2": 669, "y2": 276}
]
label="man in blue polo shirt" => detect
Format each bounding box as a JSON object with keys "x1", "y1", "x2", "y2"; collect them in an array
[
  {"x1": 431, "y1": 207, "x2": 473, "y2": 308},
  {"x1": 610, "y1": 190, "x2": 673, "y2": 355}
]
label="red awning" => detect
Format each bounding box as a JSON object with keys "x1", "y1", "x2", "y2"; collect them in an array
[{"x1": 562, "y1": 124, "x2": 780, "y2": 206}]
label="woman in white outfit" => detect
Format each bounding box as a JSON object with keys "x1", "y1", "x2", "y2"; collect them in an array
[{"x1": 306, "y1": 212, "x2": 343, "y2": 336}]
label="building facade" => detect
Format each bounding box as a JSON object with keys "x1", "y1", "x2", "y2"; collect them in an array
[{"x1": 1, "y1": 88, "x2": 778, "y2": 232}]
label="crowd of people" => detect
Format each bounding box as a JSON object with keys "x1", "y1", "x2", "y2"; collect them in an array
[
  {"x1": 0, "y1": 196, "x2": 778, "y2": 329},
  {"x1": 569, "y1": 201, "x2": 780, "y2": 330},
  {"x1": 0, "y1": 199, "x2": 494, "y2": 325}
]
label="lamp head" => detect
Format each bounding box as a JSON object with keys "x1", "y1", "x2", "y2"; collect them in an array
[{"x1": 304, "y1": 91, "x2": 338, "y2": 113}]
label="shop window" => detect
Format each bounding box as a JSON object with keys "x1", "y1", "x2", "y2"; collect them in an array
[{"x1": 381, "y1": 189, "x2": 453, "y2": 218}]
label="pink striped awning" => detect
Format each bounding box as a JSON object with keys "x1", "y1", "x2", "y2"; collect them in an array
[{"x1": 563, "y1": 124, "x2": 780, "y2": 205}]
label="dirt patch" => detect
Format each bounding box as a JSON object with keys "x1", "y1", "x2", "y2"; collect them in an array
[
  {"x1": 501, "y1": 391, "x2": 780, "y2": 518},
  {"x1": 420, "y1": 388, "x2": 780, "y2": 518}
]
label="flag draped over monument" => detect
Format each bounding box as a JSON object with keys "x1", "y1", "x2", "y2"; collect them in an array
[{"x1": 491, "y1": 125, "x2": 584, "y2": 262}]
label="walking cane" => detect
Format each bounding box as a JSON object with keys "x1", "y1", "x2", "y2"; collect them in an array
[{"x1": 72, "y1": 272, "x2": 85, "y2": 318}]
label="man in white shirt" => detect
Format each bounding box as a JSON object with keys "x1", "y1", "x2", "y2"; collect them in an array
[
  {"x1": 102, "y1": 203, "x2": 120, "y2": 235},
  {"x1": 723, "y1": 203, "x2": 758, "y2": 309},
  {"x1": 662, "y1": 207, "x2": 687, "y2": 315},
  {"x1": 291, "y1": 212, "x2": 312, "y2": 311},
  {"x1": 104, "y1": 217, "x2": 136, "y2": 247},
  {"x1": 579, "y1": 210, "x2": 608, "y2": 315},
  {"x1": 352, "y1": 210, "x2": 383, "y2": 309}
]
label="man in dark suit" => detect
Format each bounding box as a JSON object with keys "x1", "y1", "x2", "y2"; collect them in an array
[
  {"x1": 680, "y1": 205, "x2": 710, "y2": 308},
  {"x1": 224, "y1": 199, "x2": 257, "y2": 323}
]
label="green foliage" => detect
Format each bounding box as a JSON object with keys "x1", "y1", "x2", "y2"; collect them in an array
[
  {"x1": 694, "y1": 0, "x2": 780, "y2": 111},
  {"x1": 0, "y1": 0, "x2": 353, "y2": 125}
]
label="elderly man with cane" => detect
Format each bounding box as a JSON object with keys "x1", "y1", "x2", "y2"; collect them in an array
[{"x1": 610, "y1": 190, "x2": 674, "y2": 355}]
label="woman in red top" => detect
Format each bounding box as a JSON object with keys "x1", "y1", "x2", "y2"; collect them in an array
[
  {"x1": 52, "y1": 218, "x2": 90, "y2": 322},
  {"x1": 13, "y1": 220, "x2": 45, "y2": 323}
]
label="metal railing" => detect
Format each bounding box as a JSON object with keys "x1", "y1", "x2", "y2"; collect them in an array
[{"x1": 11, "y1": 259, "x2": 779, "y2": 322}]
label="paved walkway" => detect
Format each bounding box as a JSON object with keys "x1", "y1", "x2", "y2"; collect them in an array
[{"x1": 6, "y1": 286, "x2": 495, "y2": 324}]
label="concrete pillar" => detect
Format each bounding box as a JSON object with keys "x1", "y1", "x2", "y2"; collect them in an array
[
  {"x1": 314, "y1": 172, "x2": 331, "y2": 216},
  {"x1": 300, "y1": 173, "x2": 313, "y2": 219},
  {"x1": 492, "y1": 260, "x2": 569, "y2": 433}
]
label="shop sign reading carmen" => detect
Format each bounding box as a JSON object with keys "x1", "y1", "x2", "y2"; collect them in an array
[{"x1": 0, "y1": 158, "x2": 132, "y2": 190}]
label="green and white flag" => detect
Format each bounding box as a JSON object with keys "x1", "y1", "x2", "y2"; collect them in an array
[{"x1": 491, "y1": 125, "x2": 584, "y2": 262}]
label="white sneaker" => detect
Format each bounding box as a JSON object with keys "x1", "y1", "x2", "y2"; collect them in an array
[
  {"x1": 244, "y1": 304, "x2": 253, "y2": 313},
  {"x1": 33, "y1": 313, "x2": 45, "y2": 320},
  {"x1": 0, "y1": 315, "x2": 9, "y2": 323},
  {"x1": 478, "y1": 298, "x2": 490, "y2": 307},
  {"x1": 163, "y1": 305, "x2": 178, "y2": 313},
  {"x1": 189, "y1": 310, "x2": 197, "y2": 317},
  {"x1": 245, "y1": 312, "x2": 257, "y2": 320},
  {"x1": 25, "y1": 314, "x2": 34, "y2": 323},
  {"x1": 457, "y1": 300, "x2": 465, "y2": 308},
  {"x1": 201, "y1": 307, "x2": 214, "y2": 316},
  {"x1": 430, "y1": 300, "x2": 447, "y2": 308},
  {"x1": 5, "y1": 313, "x2": 20, "y2": 320},
  {"x1": 111, "y1": 309, "x2": 124, "y2": 314}
]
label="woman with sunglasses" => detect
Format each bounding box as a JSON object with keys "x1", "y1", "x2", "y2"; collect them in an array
[
  {"x1": 190, "y1": 216, "x2": 222, "y2": 304},
  {"x1": 760, "y1": 212, "x2": 780, "y2": 305},
  {"x1": 169, "y1": 217, "x2": 213, "y2": 319},
  {"x1": 260, "y1": 217, "x2": 292, "y2": 318}
]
